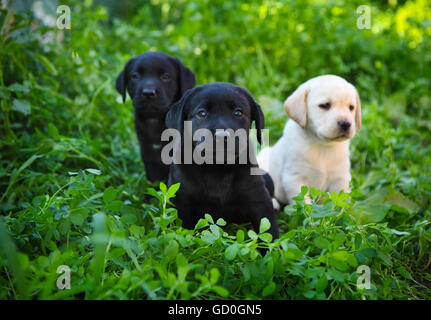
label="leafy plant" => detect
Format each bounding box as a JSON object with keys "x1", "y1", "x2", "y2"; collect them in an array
[{"x1": 0, "y1": 0, "x2": 430, "y2": 300}]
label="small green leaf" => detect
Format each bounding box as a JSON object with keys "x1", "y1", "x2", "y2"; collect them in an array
[
  {"x1": 86, "y1": 168, "x2": 101, "y2": 175},
  {"x1": 109, "y1": 248, "x2": 126, "y2": 260},
  {"x1": 107, "y1": 200, "x2": 123, "y2": 211},
  {"x1": 377, "y1": 250, "x2": 393, "y2": 267},
  {"x1": 311, "y1": 202, "x2": 334, "y2": 218},
  {"x1": 164, "y1": 240, "x2": 179, "y2": 261},
  {"x1": 216, "y1": 218, "x2": 227, "y2": 226},
  {"x1": 303, "y1": 290, "x2": 316, "y2": 298},
  {"x1": 47, "y1": 123, "x2": 60, "y2": 139},
  {"x1": 176, "y1": 254, "x2": 188, "y2": 269},
  {"x1": 70, "y1": 213, "x2": 85, "y2": 226},
  {"x1": 354, "y1": 186, "x2": 417, "y2": 224},
  {"x1": 209, "y1": 268, "x2": 220, "y2": 285},
  {"x1": 194, "y1": 218, "x2": 208, "y2": 229},
  {"x1": 331, "y1": 250, "x2": 350, "y2": 262},
  {"x1": 34, "y1": 53, "x2": 58, "y2": 75},
  {"x1": 146, "y1": 188, "x2": 162, "y2": 201},
  {"x1": 259, "y1": 218, "x2": 271, "y2": 234},
  {"x1": 397, "y1": 267, "x2": 413, "y2": 280},
  {"x1": 240, "y1": 247, "x2": 250, "y2": 256},
  {"x1": 204, "y1": 214, "x2": 214, "y2": 224},
  {"x1": 120, "y1": 213, "x2": 136, "y2": 225},
  {"x1": 12, "y1": 99, "x2": 31, "y2": 115},
  {"x1": 166, "y1": 183, "x2": 180, "y2": 198},
  {"x1": 159, "y1": 182, "x2": 167, "y2": 194},
  {"x1": 201, "y1": 230, "x2": 218, "y2": 244},
  {"x1": 210, "y1": 224, "x2": 220, "y2": 237},
  {"x1": 330, "y1": 191, "x2": 339, "y2": 203},
  {"x1": 314, "y1": 237, "x2": 330, "y2": 249},
  {"x1": 259, "y1": 232, "x2": 272, "y2": 243},
  {"x1": 103, "y1": 186, "x2": 117, "y2": 203},
  {"x1": 316, "y1": 274, "x2": 328, "y2": 293},
  {"x1": 248, "y1": 230, "x2": 258, "y2": 240},
  {"x1": 236, "y1": 230, "x2": 244, "y2": 242},
  {"x1": 360, "y1": 247, "x2": 377, "y2": 258},
  {"x1": 8, "y1": 83, "x2": 30, "y2": 93},
  {"x1": 224, "y1": 244, "x2": 238, "y2": 260},
  {"x1": 212, "y1": 286, "x2": 229, "y2": 297},
  {"x1": 17, "y1": 253, "x2": 29, "y2": 271},
  {"x1": 262, "y1": 282, "x2": 276, "y2": 296},
  {"x1": 328, "y1": 268, "x2": 345, "y2": 282},
  {"x1": 390, "y1": 229, "x2": 411, "y2": 236}
]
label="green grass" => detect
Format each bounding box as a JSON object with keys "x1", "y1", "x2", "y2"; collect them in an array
[{"x1": 0, "y1": 0, "x2": 430, "y2": 299}]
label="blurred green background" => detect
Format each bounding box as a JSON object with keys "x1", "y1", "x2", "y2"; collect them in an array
[
  {"x1": 4, "y1": 0, "x2": 431, "y2": 141},
  {"x1": 0, "y1": 0, "x2": 430, "y2": 299}
]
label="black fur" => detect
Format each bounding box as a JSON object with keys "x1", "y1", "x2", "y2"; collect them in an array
[
  {"x1": 116, "y1": 51, "x2": 195, "y2": 182},
  {"x1": 263, "y1": 172, "x2": 275, "y2": 198},
  {"x1": 165, "y1": 82, "x2": 279, "y2": 240}
]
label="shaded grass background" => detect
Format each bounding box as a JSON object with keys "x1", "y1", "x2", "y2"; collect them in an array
[{"x1": 0, "y1": 0, "x2": 430, "y2": 299}]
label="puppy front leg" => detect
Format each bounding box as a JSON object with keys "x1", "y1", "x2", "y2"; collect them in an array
[
  {"x1": 282, "y1": 175, "x2": 312, "y2": 205},
  {"x1": 170, "y1": 192, "x2": 196, "y2": 230},
  {"x1": 327, "y1": 177, "x2": 351, "y2": 194}
]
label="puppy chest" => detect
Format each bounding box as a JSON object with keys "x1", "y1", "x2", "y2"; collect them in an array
[
  {"x1": 192, "y1": 177, "x2": 234, "y2": 205},
  {"x1": 298, "y1": 165, "x2": 327, "y2": 190},
  {"x1": 297, "y1": 162, "x2": 349, "y2": 193},
  {"x1": 190, "y1": 198, "x2": 250, "y2": 224}
]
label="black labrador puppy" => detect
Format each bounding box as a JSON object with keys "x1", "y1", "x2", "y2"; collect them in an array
[
  {"x1": 165, "y1": 82, "x2": 279, "y2": 240},
  {"x1": 116, "y1": 51, "x2": 195, "y2": 182}
]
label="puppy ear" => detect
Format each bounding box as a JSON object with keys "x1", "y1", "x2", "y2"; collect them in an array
[
  {"x1": 236, "y1": 87, "x2": 265, "y2": 144},
  {"x1": 354, "y1": 90, "x2": 362, "y2": 131},
  {"x1": 170, "y1": 57, "x2": 196, "y2": 98},
  {"x1": 252, "y1": 100, "x2": 265, "y2": 145},
  {"x1": 284, "y1": 83, "x2": 309, "y2": 128},
  {"x1": 115, "y1": 58, "x2": 135, "y2": 103},
  {"x1": 165, "y1": 89, "x2": 193, "y2": 133}
]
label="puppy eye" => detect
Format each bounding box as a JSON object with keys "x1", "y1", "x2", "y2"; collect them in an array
[
  {"x1": 349, "y1": 105, "x2": 355, "y2": 111},
  {"x1": 319, "y1": 102, "x2": 331, "y2": 110},
  {"x1": 161, "y1": 73, "x2": 171, "y2": 81},
  {"x1": 131, "y1": 72, "x2": 140, "y2": 80},
  {"x1": 196, "y1": 110, "x2": 208, "y2": 118},
  {"x1": 233, "y1": 109, "x2": 243, "y2": 117}
]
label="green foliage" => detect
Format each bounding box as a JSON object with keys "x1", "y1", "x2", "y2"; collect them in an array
[{"x1": 0, "y1": 0, "x2": 430, "y2": 299}]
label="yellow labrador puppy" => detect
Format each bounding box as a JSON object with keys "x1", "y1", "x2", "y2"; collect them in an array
[{"x1": 257, "y1": 75, "x2": 361, "y2": 204}]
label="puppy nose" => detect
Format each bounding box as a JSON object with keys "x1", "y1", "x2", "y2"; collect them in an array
[
  {"x1": 142, "y1": 88, "x2": 157, "y2": 98},
  {"x1": 338, "y1": 120, "x2": 351, "y2": 131}
]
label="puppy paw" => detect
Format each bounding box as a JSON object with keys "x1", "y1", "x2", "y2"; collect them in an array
[{"x1": 272, "y1": 198, "x2": 281, "y2": 212}]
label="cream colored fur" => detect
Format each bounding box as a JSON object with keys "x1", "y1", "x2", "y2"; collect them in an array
[{"x1": 258, "y1": 75, "x2": 361, "y2": 204}]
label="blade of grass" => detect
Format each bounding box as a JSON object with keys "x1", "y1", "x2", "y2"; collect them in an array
[{"x1": 0, "y1": 218, "x2": 28, "y2": 299}]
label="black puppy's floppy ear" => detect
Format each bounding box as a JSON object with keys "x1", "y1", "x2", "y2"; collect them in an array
[
  {"x1": 235, "y1": 87, "x2": 265, "y2": 144},
  {"x1": 250, "y1": 98, "x2": 265, "y2": 145},
  {"x1": 170, "y1": 57, "x2": 196, "y2": 98},
  {"x1": 115, "y1": 58, "x2": 136, "y2": 103},
  {"x1": 165, "y1": 89, "x2": 193, "y2": 133}
]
